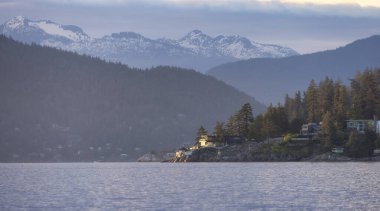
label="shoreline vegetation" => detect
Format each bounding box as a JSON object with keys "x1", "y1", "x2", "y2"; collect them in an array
[{"x1": 168, "y1": 68, "x2": 380, "y2": 163}]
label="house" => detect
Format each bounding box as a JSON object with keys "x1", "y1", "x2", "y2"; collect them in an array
[
  {"x1": 192, "y1": 135, "x2": 244, "y2": 149},
  {"x1": 197, "y1": 135, "x2": 224, "y2": 148},
  {"x1": 175, "y1": 149, "x2": 193, "y2": 158},
  {"x1": 346, "y1": 119, "x2": 379, "y2": 134},
  {"x1": 300, "y1": 123, "x2": 320, "y2": 136},
  {"x1": 373, "y1": 149, "x2": 380, "y2": 156}
]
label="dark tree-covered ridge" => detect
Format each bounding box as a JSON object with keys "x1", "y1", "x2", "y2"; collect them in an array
[{"x1": 0, "y1": 36, "x2": 266, "y2": 162}]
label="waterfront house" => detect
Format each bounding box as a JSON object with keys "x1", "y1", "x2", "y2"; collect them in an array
[
  {"x1": 300, "y1": 123, "x2": 320, "y2": 136},
  {"x1": 332, "y1": 147, "x2": 344, "y2": 154},
  {"x1": 192, "y1": 135, "x2": 244, "y2": 150},
  {"x1": 373, "y1": 149, "x2": 380, "y2": 156},
  {"x1": 198, "y1": 135, "x2": 224, "y2": 148},
  {"x1": 346, "y1": 119, "x2": 379, "y2": 134},
  {"x1": 175, "y1": 149, "x2": 193, "y2": 158}
]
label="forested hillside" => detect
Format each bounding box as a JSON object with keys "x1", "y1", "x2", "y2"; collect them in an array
[
  {"x1": 204, "y1": 69, "x2": 380, "y2": 158},
  {"x1": 214, "y1": 69, "x2": 380, "y2": 157},
  {"x1": 208, "y1": 35, "x2": 380, "y2": 104},
  {"x1": 0, "y1": 36, "x2": 265, "y2": 162}
]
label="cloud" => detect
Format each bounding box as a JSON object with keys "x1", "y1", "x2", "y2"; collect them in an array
[
  {"x1": 39, "y1": 0, "x2": 380, "y2": 17},
  {"x1": 0, "y1": 0, "x2": 23, "y2": 7},
  {"x1": 41, "y1": 0, "x2": 380, "y2": 8},
  {"x1": 277, "y1": 0, "x2": 380, "y2": 8}
]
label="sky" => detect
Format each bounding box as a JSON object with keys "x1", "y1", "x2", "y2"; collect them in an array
[{"x1": 1, "y1": 0, "x2": 380, "y2": 53}]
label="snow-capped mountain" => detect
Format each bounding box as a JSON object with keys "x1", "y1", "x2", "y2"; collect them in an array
[
  {"x1": 178, "y1": 29, "x2": 297, "y2": 59},
  {"x1": 1, "y1": 16, "x2": 298, "y2": 72},
  {"x1": 0, "y1": 16, "x2": 90, "y2": 44}
]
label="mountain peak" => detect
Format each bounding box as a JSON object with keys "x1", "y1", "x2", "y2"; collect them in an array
[
  {"x1": 180, "y1": 29, "x2": 213, "y2": 46},
  {"x1": 12, "y1": 16, "x2": 27, "y2": 22},
  {"x1": 182, "y1": 29, "x2": 209, "y2": 39},
  {"x1": 189, "y1": 29, "x2": 203, "y2": 35},
  {"x1": 4, "y1": 16, "x2": 28, "y2": 29},
  {"x1": 1, "y1": 16, "x2": 90, "y2": 43}
]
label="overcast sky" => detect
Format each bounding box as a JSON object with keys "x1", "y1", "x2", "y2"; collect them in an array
[{"x1": 1, "y1": 0, "x2": 380, "y2": 53}]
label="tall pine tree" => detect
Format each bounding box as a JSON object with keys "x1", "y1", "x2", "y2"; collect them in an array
[
  {"x1": 306, "y1": 80, "x2": 318, "y2": 122},
  {"x1": 213, "y1": 121, "x2": 225, "y2": 141}
]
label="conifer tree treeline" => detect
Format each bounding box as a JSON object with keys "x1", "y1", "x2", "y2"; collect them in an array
[
  {"x1": 285, "y1": 69, "x2": 380, "y2": 131},
  {"x1": 224, "y1": 103, "x2": 254, "y2": 138},
  {"x1": 211, "y1": 68, "x2": 380, "y2": 142}
]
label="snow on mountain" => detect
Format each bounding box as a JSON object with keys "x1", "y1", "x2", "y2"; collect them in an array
[
  {"x1": 1, "y1": 16, "x2": 90, "y2": 44},
  {"x1": 29, "y1": 21, "x2": 89, "y2": 42},
  {"x1": 3, "y1": 16, "x2": 26, "y2": 30},
  {"x1": 1, "y1": 17, "x2": 298, "y2": 72}
]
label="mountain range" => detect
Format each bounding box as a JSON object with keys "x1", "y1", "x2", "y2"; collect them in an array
[
  {"x1": 0, "y1": 16, "x2": 298, "y2": 72},
  {"x1": 208, "y1": 35, "x2": 380, "y2": 104},
  {"x1": 0, "y1": 35, "x2": 265, "y2": 162}
]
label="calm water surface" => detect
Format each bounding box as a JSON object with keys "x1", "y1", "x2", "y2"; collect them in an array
[{"x1": 1, "y1": 162, "x2": 379, "y2": 210}]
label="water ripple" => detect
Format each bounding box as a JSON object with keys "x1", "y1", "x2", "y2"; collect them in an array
[{"x1": 0, "y1": 162, "x2": 380, "y2": 210}]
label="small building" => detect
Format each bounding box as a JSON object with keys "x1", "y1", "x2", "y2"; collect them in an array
[
  {"x1": 332, "y1": 147, "x2": 344, "y2": 154},
  {"x1": 197, "y1": 135, "x2": 224, "y2": 148},
  {"x1": 346, "y1": 119, "x2": 378, "y2": 134},
  {"x1": 373, "y1": 149, "x2": 380, "y2": 156},
  {"x1": 175, "y1": 149, "x2": 192, "y2": 158},
  {"x1": 300, "y1": 123, "x2": 320, "y2": 136}
]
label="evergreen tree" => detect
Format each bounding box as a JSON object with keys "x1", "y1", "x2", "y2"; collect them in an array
[
  {"x1": 249, "y1": 114, "x2": 264, "y2": 140},
  {"x1": 235, "y1": 103, "x2": 254, "y2": 139},
  {"x1": 350, "y1": 70, "x2": 379, "y2": 119},
  {"x1": 346, "y1": 131, "x2": 361, "y2": 157},
  {"x1": 332, "y1": 81, "x2": 347, "y2": 130},
  {"x1": 262, "y1": 104, "x2": 289, "y2": 138},
  {"x1": 365, "y1": 130, "x2": 377, "y2": 157},
  {"x1": 225, "y1": 103, "x2": 254, "y2": 138},
  {"x1": 361, "y1": 70, "x2": 378, "y2": 119},
  {"x1": 213, "y1": 121, "x2": 225, "y2": 141},
  {"x1": 284, "y1": 94, "x2": 295, "y2": 121},
  {"x1": 318, "y1": 77, "x2": 334, "y2": 117},
  {"x1": 197, "y1": 126, "x2": 208, "y2": 138},
  {"x1": 320, "y1": 111, "x2": 336, "y2": 150},
  {"x1": 306, "y1": 80, "x2": 318, "y2": 122},
  {"x1": 376, "y1": 70, "x2": 380, "y2": 117},
  {"x1": 346, "y1": 130, "x2": 376, "y2": 158},
  {"x1": 225, "y1": 115, "x2": 238, "y2": 136},
  {"x1": 350, "y1": 77, "x2": 363, "y2": 119},
  {"x1": 294, "y1": 91, "x2": 306, "y2": 121}
]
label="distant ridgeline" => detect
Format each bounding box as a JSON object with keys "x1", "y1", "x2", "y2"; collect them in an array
[
  {"x1": 208, "y1": 35, "x2": 380, "y2": 104},
  {"x1": 0, "y1": 35, "x2": 266, "y2": 162},
  {"x1": 174, "y1": 69, "x2": 380, "y2": 162}
]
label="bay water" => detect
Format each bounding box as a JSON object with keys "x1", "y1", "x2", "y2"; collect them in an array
[{"x1": 1, "y1": 162, "x2": 379, "y2": 210}]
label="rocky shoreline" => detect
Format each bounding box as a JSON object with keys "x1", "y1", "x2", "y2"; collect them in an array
[{"x1": 170, "y1": 141, "x2": 380, "y2": 162}]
